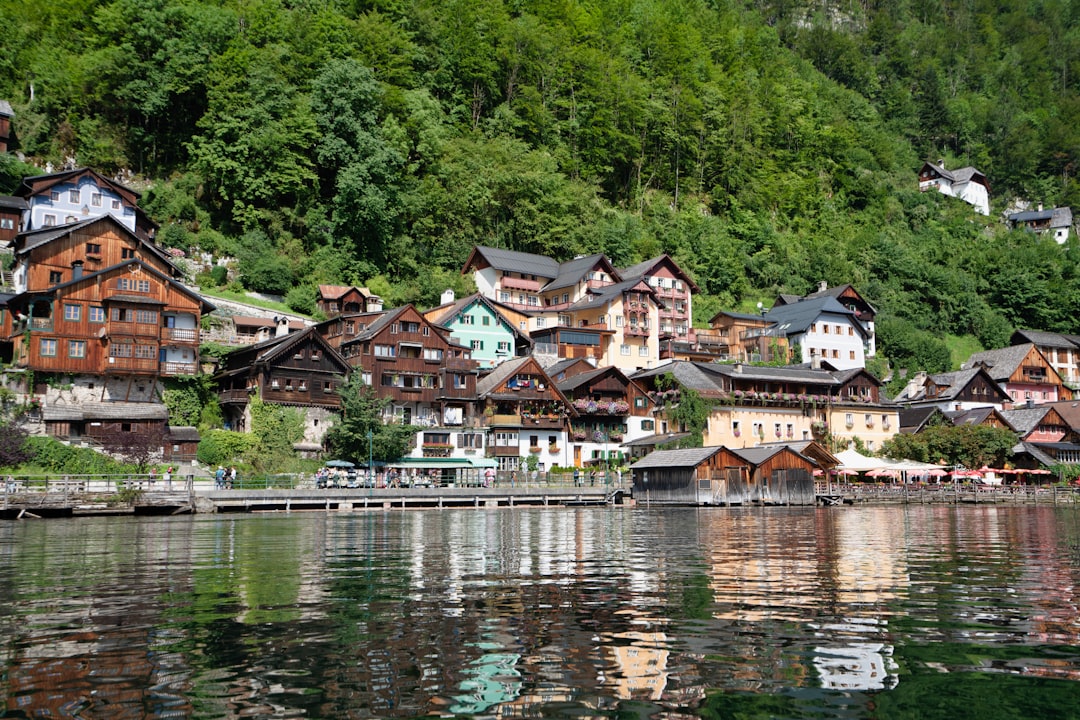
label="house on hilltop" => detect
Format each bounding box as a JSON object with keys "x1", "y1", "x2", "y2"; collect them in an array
[
  {"x1": 1007, "y1": 206, "x2": 1073, "y2": 244},
  {"x1": 918, "y1": 160, "x2": 990, "y2": 215},
  {"x1": 14, "y1": 167, "x2": 158, "y2": 241}
]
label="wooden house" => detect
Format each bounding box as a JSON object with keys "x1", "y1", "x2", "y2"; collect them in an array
[
  {"x1": 338, "y1": 304, "x2": 479, "y2": 428},
  {"x1": 316, "y1": 284, "x2": 383, "y2": 317},
  {"x1": 892, "y1": 368, "x2": 1012, "y2": 411},
  {"x1": 476, "y1": 356, "x2": 573, "y2": 472},
  {"x1": 918, "y1": 160, "x2": 991, "y2": 216},
  {"x1": 215, "y1": 326, "x2": 351, "y2": 442},
  {"x1": 962, "y1": 343, "x2": 1072, "y2": 405},
  {"x1": 945, "y1": 406, "x2": 1013, "y2": 431},
  {"x1": 0, "y1": 195, "x2": 26, "y2": 245},
  {"x1": 42, "y1": 400, "x2": 169, "y2": 442},
  {"x1": 999, "y1": 405, "x2": 1072, "y2": 444},
  {"x1": 556, "y1": 365, "x2": 655, "y2": 468},
  {"x1": 164, "y1": 426, "x2": 201, "y2": 463},
  {"x1": 629, "y1": 444, "x2": 817, "y2": 505},
  {"x1": 0, "y1": 100, "x2": 12, "y2": 154}
]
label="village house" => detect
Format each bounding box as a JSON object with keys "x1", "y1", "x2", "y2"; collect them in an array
[
  {"x1": 1007, "y1": 205, "x2": 1073, "y2": 244},
  {"x1": 632, "y1": 360, "x2": 899, "y2": 453},
  {"x1": 618, "y1": 254, "x2": 699, "y2": 344},
  {"x1": 892, "y1": 367, "x2": 1012, "y2": 412},
  {"x1": 14, "y1": 167, "x2": 158, "y2": 241},
  {"x1": 1011, "y1": 329, "x2": 1080, "y2": 391},
  {"x1": 0, "y1": 195, "x2": 26, "y2": 246},
  {"x1": 774, "y1": 282, "x2": 878, "y2": 358},
  {"x1": 555, "y1": 365, "x2": 655, "y2": 470},
  {"x1": 334, "y1": 304, "x2": 481, "y2": 443},
  {"x1": 315, "y1": 284, "x2": 383, "y2": 317},
  {"x1": 918, "y1": 160, "x2": 991, "y2": 215},
  {"x1": 700, "y1": 310, "x2": 788, "y2": 364},
  {"x1": 0, "y1": 100, "x2": 13, "y2": 154},
  {"x1": 215, "y1": 326, "x2": 350, "y2": 443},
  {"x1": 423, "y1": 290, "x2": 531, "y2": 369},
  {"x1": 476, "y1": 356, "x2": 572, "y2": 473},
  {"x1": 961, "y1": 343, "x2": 1072, "y2": 405}
]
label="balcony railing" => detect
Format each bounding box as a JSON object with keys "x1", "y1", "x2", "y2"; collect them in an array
[
  {"x1": 161, "y1": 361, "x2": 198, "y2": 376},
  {"x1": 106, "y1": 357, "x2": 158, "y2": 373},
  {"x1": 30, "y1": 317, "x2": 53, "y2": 332},
  {"x1": 162, "y1": 327, "x2": 199, "y2": 342},
  {"x1": 219, "y1": 388, "x2": 253, "y2": 403}
]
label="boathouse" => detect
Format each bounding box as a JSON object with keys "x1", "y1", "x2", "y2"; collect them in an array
[{"x1": 630, "y1": 444, "x2": 817, "y2": 505}]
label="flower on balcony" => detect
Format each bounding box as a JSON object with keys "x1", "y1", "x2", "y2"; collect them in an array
[
  {"x1": 608, "y1": 432, "x2": 623, "y2": 442},
  {"x1": 775, "y1": 428, "x2": 782, "y2": 437},
  {"x1": 422, "y1": 442, "x2": 453, "y2": 449},
  {"x1": 572, "y1": 430, "x2": 588, "y2": 441},
  {"x1": 529, "y1": 446, "x2": 543, "y2": 453},
  {"x1": 593, "y1": 430, "x2": 606, "y2": 443},
  {"x1": 783, "y1": 393, "x2": 794, "y2": 402},
  {"x1": 733, "y1": 428, "x2": 741, "y2": 437},
  {"x1": 786, "y1": 428, "x2": 794, "y2": 438},
  {"x1": 548, "y1": 444, "x2": 560, "y2": 453},
  {"x1": 797, "y1": 394, "x2": 808, "y2": 403}
]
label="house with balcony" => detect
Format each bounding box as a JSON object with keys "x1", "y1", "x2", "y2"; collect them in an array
[
  {"x1": 14, "y1": 167, "x2": 158, "y2": 241},
  {"x1": 316, "y1": 284, "x2": 383, "y2": 317},
  {"x1": 215, "y1": 326, "x2": 350, "y2": 442},
  {"x1": 918, "y1": 160, "x2": 991, "y2": 215},
  {"x1": 619, "y1": 254, "x2": 699, "y2": 344},
  {"x1": 476, "y1": 355, "x2": 573, "y2": 472},
  {"x1": 961, "y1": 343, "x2": 1072, "y2": 406},
  {"x1": 774, "y1": 282, "x2": 877, "y2": 358},
  {"x1": 337, "y1": 304, "x2": 480, "y2": 436},
  {"x1": 1011, "y1": 329, "x2": 1080, "y2": 391},
  {"x1": 892, "y1": 368, "x2": 1012, "y2": 412},
  {"x1": 998, "y1": 405, "x2": 1072, "y2": 445},
  {"x1": 423, "y1": 291, "x2": 531, "y2": 368},
  {"x1": 632, "y1": 360, "x2": 898, "y2": 452},
  {"x1": 556, "y1": 365, "x2": 655, "y2": 469},
  {"x1": 702, "y1": 310, "x2": 788, "y2": 364},
  {"x1": 1007, "y1": 205, "x2": 1073, "y2": 244},
  {"x1": 764, "y1": 296, "x2": 868, "y2": 370}
]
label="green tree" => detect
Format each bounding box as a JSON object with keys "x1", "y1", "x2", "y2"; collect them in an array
[{"x1": 323, "y1": 375, "x2": 417, "y2": 462}]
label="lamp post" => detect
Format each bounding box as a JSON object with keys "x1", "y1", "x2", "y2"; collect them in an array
[{"x1": 366, "y1": 429, "x2": 374, "y2": 497}]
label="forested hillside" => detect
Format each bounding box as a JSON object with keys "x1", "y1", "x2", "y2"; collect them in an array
[{"x1": 3, "y1": 0, "x2": 1080, "y2": 377}]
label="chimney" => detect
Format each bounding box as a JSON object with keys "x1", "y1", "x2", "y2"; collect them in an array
[
  {"x1": 441, "y1": 288, "x2": 456, "y2": 305},
  {"x1": 938, "y1": 159, "x2": 945, "y2": 167},
  {"x1": 367, "y1": 295, "x2": 384, "y2": 312},
  {"x1": 1038, "y1": 203, "x2": 1044, "y2": 212},
  {"x1": 274, "y1": 316, "x2": 289, "y2": 337},
  {"x1": 811, "y1": 353, "x2": 821, "y2": 370},
  {"x1": 818, "y1": 280, "x2": 827, "y2": 293},
  {"x1": 71, "y1": 260, "x2": 83, "y2": 280}
]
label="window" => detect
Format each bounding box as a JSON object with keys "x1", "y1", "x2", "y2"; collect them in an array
[
  {"x1": 69, "y1": 189, "x2": 80, "y2": 203},
  {"x1": 89, "y1": 306, "x2": 105, "y2": 323},
  {"x1": 116, "y1": 278, "x2": 150, "y2": 292},
  {"x1": 470, "y1": 340, "x2": 484, "y2": 350},
  {"x1": 0, "y1": 218, "x2": 13, "y2": 229},
  {"x1": 92, "y1": 193, "x2": 102, "y2": 207},
  {"x1": 845, "y1": 413, "x2": 854, "y2": 427},
  {"x1": 121, "y1": 248, "x2": 135, "y2": 259},
  {"x1": 134, "y1": 345, "x2": 155, "y2": 359},
  {"x1": 527, "y1": 296, "x2": 540, "y2": 307},
  {"x1": 65, "y1": 215, "x2": 78, "y2": 224},
  {"x1": 848, "y1": 326, "x2": 854, "y2": 336},
  {"x1": 424, "y1": 348, "x2": 443, "y2": 361},
  {"x1": 63, "y1": 304, "x2": 81, "y2": 321},
  {"x1": 496, "y1": 341, "x2": 510, "y2": 353},
  {"x1": 616, "y1": 316, "x2": 624, "y2": 327},
  {"x1": 68, "y1": 340, "x2": 86, "y2": 358},
  {"x1": 832, "y1": 349, "x2": 839, "y2": 358},
  {"x1": 634, "y1": 397, "x2": 647, "y2": 408},
  {"x1": 390, "y1": 322, "x2": 398, "y2": 334},
  {"x1": 111, "y1": 308, "x2": 134, "y2": 322},
  {"x1": 849, "y1": 350, "x2": 856, "y2": 360},
  {"x1": 40, "y1": 338, "x2": 57, "y2": 357},
  {"x1": 639, "y1": 344, "x2": 649, "y2": 356},
  {"x1": 499, "y1": 292, "x2": 510, "y2": 303},
  {"x1": 642, "y1": 419, "x2": 654, "y2": 431},
  {"x1": 823, "y1": 325, "x2": 830, "y2": 334},
  {"x1": 111, "y1": 199, "x2": 121, "y2": 210},
  {"x1": 460, "y1": 315, "x2": 474, "y2": 325},
  {"x1": 811, "y1": 323, "x2": 817, "y2": 332},
  {"x1": 865, "y1": 414, "x2": 873, "y2": 427},
  {"x1": 562, "y1": 293, "x2": 569, "y2": 304},
  {"x1": 835, "y1": 325, "x2": 843, "y2": 334},
  {"x1": 621, "y1": 344, "x2": 631, "y2": 356},
  {"x1": 49, "y1": 270, "x2": 63, "y2": 284},
  {"x1": 482, "y1": 315, "x2": 490, "y2": 326},
  {"x1": 44, "y1": 214, "x2": 56, "y2": 227},
  {"x1": 110, "y1": 343, "x2": 132, "y2": 358},
  {"x1": 459, "y1": 433, "x2": 483, "y2": 449},
  {"x1": 374, "y1": 344, "x2": 395, "y2": 357},
  {"x1": 86, "y1": 243, "x2": 101, "y2": 255},
  {"x1": 50, "y1": 190, "x2": 60, "y2": 202},
  {"x1": 536, "y1": 317, "x2": 546, "y2": 328},
  {"x1": 453, "y1": 373, "x2": 467, "y2": 388},
  {"x1": 136, "y1": 310, "x2": 158, "y2": 324}
]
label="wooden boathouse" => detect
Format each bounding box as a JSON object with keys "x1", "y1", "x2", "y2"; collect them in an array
[{"x1": 630, "y1": 444, "x2": 818, "y2": 505}]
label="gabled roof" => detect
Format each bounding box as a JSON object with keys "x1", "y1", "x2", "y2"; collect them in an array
[
  {"x1": 0, "y1": 100, "x2": 12, "y2": 117},
  {"x1": 1012, "y1": 441, "x2": 1057, "y2": 467},
  {"x1": 797, "y1": 283, "x2": 877, "y2": 314},
  {"x1": 631, "y1": 361, "x2": 728, "y2": 396},
  {"x1": 317, "y1": 284, "x2": 375, "y2": 301},
  {"x1": 544, "y1": 358, "x2": 595, "y2": 380},
  {"x1": 1011, "y1": 329, "x2": 1080, "y2": 349},
  {"x1": 629, "y1": 446, "x2": 723, "y2": 469},
  {"x1": 920, "y1": 161, "x2": 990, "y2": 190},
  {"x1": 730, "y1": 445, "x2": 810, "y2": 466},
  {"x1": 424, "y1": 292, "x2": 531, "y2": 343},
  {"x1": 755, "y1": 440, "x2": 839, "y2": 468},
  {"x1": 17, "y1": 167, "x2": 157, "y2": 230},
  {"x1": 898, "y1": 367, "x2": 1010, "y2": 404},
  {"x1": 555, "y1": 365, "x2": 640, "y2": 397},
  {"x1": 462, "y1": 246, "x2": 560, "y2": 279},
  {"x1": 0, "y1": 195, "x2": 27, "y2": 212},
  {"x1": 567, "y1": 276, "x2": 655, "y2": 312},
  {"x1": 220, "y1": 325, "x2": 350, "y2": 373},
  {"x1": 764, "y1": 296, "x2": 865, "y2": 338},
  {"x1": 545, "y1": 254, "x2": 616, "y2": 292},
  {"x1": 998, "y1": 406, "x2": 1052, "y2": 435},
  {"x1": 618, "y1": 254, "x2": 700, "y2": 293},
  {"x1": 1047, "y1": 400, "x2": 1080, "y2": 432},
  {"x1": 946, "y1": 406, "x2": 1010, "y2": 429},
  {"x1": 899, "y1": 405, "x2": 947, "y2": 432},
  {"x1": 12, "y1": 214, "x2": 179, "y2": 275},
  {"x1": 962, "y1": 344, "x2": 1051, "y2": 382},
  {"x1": 167, "y1": 426, "x2": 201, "y2": 441},
  {"x1": 476, "y1": 356, "x2": 531, "y2": 396}
]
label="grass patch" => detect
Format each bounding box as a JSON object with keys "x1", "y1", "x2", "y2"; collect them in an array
[
  {"x1": 945, "y1": 333, "x2": 984, "y2": 370},
  {"x1": 198, "y1": 289, "x2": 312, "y2": 317}
]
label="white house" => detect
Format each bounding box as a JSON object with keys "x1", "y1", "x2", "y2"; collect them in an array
[{"x1": 918, "y1": 160, "x2": 990, "y2": 216}]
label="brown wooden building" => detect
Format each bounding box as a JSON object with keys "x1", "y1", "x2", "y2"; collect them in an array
[
  {"x1": 316, "y1": 284, "x2": 384, "y2": 317},
  {"x1": 0, "y1": 100, "x2": 12, "y2": 154},
  {"x1": 216, "y1": 326, "x2": 351, "y2": 438},
  {"x1": 0, "y1": 195, "x2": 26, "y2": 244},
  {"x1": 630, "y1": 444, "x2": 818, "y2": 505},
  {"x1": 556, "y1": 365, "x2": 655, "y2": 468},
  {"x1": 336, "y1": 304, "x2": 479, "y2": 428}
]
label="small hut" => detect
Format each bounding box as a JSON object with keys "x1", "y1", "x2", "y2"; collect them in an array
[
  {"x1": 729, "y1": 446, "x2": 817, "y2": 505},
  {"x1": 164, "y1": 426, "x2": 200, "y2": 463}
]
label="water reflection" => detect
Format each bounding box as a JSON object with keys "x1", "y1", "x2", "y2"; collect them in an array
[{"x1": 0, "y1": 505, "x2": 1078, "y2": 718}]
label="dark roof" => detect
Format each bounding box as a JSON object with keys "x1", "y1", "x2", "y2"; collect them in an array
[
  {"x1": 623, "y1": 431, "x2": 691, "y2": 447},
  {"x1": 0, "y1": 195, "x2": 27, "y2": 211},
  {"x1": 764, "y1": 296, "x2": 864, "y2": 337},
  {"x1": 0, "y1": 100, "x2": 12, "y2": 117},
  {"x1": 899, "y1": 406, "x2": 944, "y2": 431},
  {"x1": 555, "y1": 365, "x2": 630, "y2": 395},
  {"x1": 1012, "y1": 441, "x2": 1057, "y2": 467},
  {"x1": 999, "y1": 406, "x2": 1055, "y2": 434},
  {"x1": 13, "y1": 214, "x2": 179, "y2": 274},
  {"x1": 618, "y1": 254, "x2": 700, "y2": 292},
  {"x1": 1011, "y1": 329, "x2": 1080, "y2": 349},
  {"x1": 167, "y1": 426, "x2": 201, "y2": 441},
  {"x1": 476, "y1": 356, "x2": 531, "y2": 396},
  {"x1": 921, "y1": 161, "x2": 989, "y2": 188},
  {"x1": 545, "y1": 254, "x2": 612, "y2": 292},
  {"x1": 629, "y1": 446, "x2": 723, "y2": 469},
  {"x1": 465, "y1": 246, "x2": 560, "y2": 278},
  {"x1": 1008, "y1": 209, "x2": 1054, "y2": 223},
  {"x1": 43, "y1": 401, "x2": 169, "y2": 421}
]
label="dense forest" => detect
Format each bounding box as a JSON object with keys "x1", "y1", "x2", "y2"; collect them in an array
[{"x1": 3, "y1": 0, "x2": 1080, "y2": 381}]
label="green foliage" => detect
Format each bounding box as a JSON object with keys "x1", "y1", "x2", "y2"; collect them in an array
[
  {"x1": 880, "y1": 425, "x2": 1017, "y2": 469},
  {"x1": 162, "y1": 375, "x2": 216, "y2": 427},
  {"x1": 323, "y1": 374, "x2": 417, "y2": 462},
  {"x1": 196, "y1": 429, "x2": 258, "y2": 466},
  {"x1": 249, "y1": 398, "x2": 305, "y2": 462},
  {"x1": 24, "y1": 436, "x2": 135, "y2": 474},
  {"x1": 655, "y1": 373, "x2": 711, "y2": 448}
]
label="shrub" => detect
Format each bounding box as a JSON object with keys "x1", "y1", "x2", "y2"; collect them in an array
[{"x1": 197, "y1": 429, "x2": 258, "y2": 466}]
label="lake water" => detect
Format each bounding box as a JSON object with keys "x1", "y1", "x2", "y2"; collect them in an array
[{"x1": 2, "y1": 505, "x2": 1079, "y2": 719}]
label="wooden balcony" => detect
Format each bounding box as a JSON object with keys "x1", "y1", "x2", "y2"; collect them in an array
[
  {"x1": 106, "y1": 357, "x2": 158, "y2": 374},
  {"x1": 161, "y1": 361, "x2": 198, "y2": 376},
  {"x1": 162, "y1": 327, "x2": 199, "y2": 343},
  {"x1": 219, "y1": 388, "x2": 252, "y2": 404}
]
